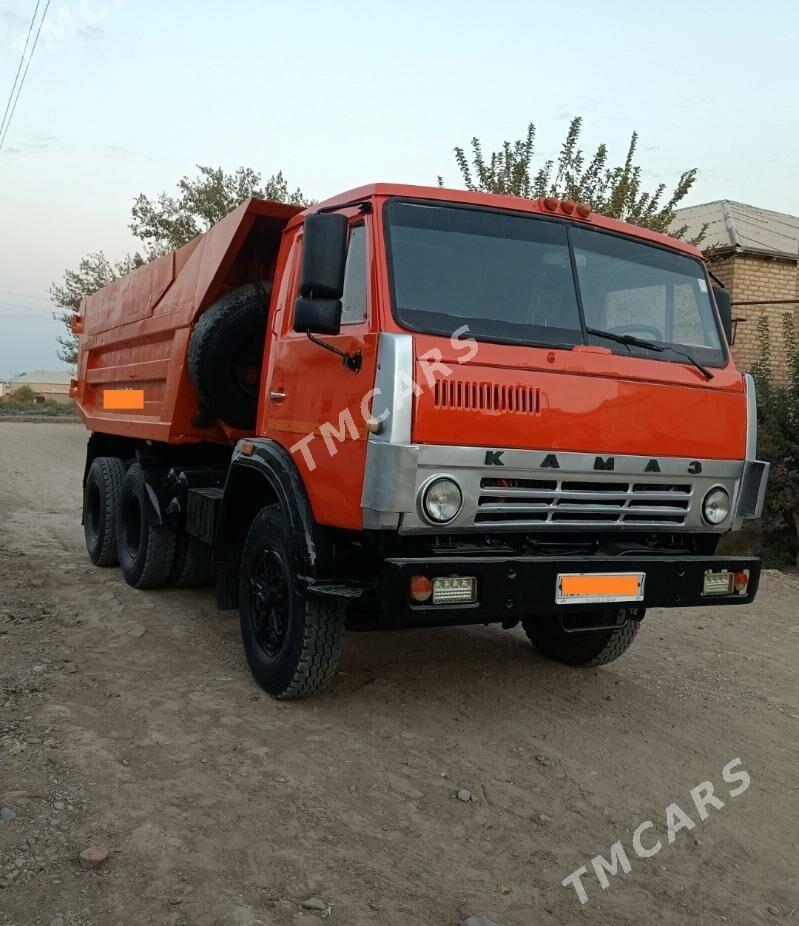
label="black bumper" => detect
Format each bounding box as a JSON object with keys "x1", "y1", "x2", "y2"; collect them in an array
[{"x1": 372, "y1": 554, "x2": 761, "y2": 629}]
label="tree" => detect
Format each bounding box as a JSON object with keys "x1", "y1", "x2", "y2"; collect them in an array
[
  {"x1": 10, "y1": 384, "x2": 35, "y2": 403},
  {"x1": 130, "y1": 166, "x2": 309, "y2": 258},
  {"x1": 441, "y1": 117, "x2": 705, "y2": 243},
  {"x1": 751, "y1": 312, "x2": 799, "y2": 566},
  {"x1": 53, "y1": 165, "x2": 309, "y2": 362},
  {"x1": 51, "y1": 252, "x2": 144, "y2": 365}
]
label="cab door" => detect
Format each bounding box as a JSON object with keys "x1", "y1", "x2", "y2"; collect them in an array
[{"x1": 264, "y1": 209, "x2": 379, "y2": 530}]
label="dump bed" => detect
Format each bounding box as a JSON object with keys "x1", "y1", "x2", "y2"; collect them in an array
[{"x1": 72, "y1": 197, "x2": 303, "y2": 444}]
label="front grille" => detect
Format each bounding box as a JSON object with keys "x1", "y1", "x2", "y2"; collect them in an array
[
  {"x1": 433, "y1": 379, "x2": 540, "y2": 415},
  {"x1": 476, "y1": 477, "x2": 693, "y2": 527}
]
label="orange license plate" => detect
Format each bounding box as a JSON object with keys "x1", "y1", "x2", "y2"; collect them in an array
[
  {"x1": 556, "y1": 572, "x2": 645, "y2": 605},
  {"x1": 103, "y1": 389, "x2": 144, "y2": 410}
]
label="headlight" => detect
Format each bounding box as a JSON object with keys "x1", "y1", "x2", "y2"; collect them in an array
[
  {"x1": 702, "y1": 487, "x2": 731, "y2": 525},
  {"x1": 422, "y1": 477, "x2": 462, "y2": 523}
]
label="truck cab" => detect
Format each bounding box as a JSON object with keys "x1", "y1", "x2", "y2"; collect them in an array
[{"x1": 75, "y1": 183, "x2": 770, "y2": 698}]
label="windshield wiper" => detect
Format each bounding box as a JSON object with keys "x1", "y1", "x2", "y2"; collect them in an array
[{"x1": 586, "y1": 327, "x2": 714, "y2": 380}]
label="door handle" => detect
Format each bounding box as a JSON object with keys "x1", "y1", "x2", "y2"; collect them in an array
[{"x1": 269, "y1": 390, "x2": 287, "y2": 403}]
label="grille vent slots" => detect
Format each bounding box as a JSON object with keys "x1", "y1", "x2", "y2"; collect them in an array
[
  {"x1": 433, "y1": 379, "x2": 541, "y2": 415},
  {"x1": 476, "y1": 477, "x2": 693, "y2": 527}
]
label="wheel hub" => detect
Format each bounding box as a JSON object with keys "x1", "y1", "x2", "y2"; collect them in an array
[{"x1": 250, "y1": 550, "x2": 290, "y2": 658}]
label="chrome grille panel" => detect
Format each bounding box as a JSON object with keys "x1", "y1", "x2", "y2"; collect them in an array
[
  {"x1": 361, "y1": 441, "x2": 746, "y2": 534},
  {"x1": 476, "y1": 477, "x2": 693, "y2": 527}
]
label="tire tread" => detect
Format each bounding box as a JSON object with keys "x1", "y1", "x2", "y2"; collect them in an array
[
  {"x1": 170, "y1": 533, "x2": 215, "y2": 587},
  {"x1": 523, "y1": 612, "x2": 640, "y2": 667},
  {"x1": 241, "y1": 506, "x2": 345, "y2": 699},
  {"x1": 85, "y1": 456, "x2": 125, "y2": 567},
  {"x1": 117, "y1": 464, "x2": 176, "y2": 590}
]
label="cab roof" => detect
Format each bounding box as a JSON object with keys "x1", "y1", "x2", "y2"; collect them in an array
[{"x1": 295, "y1": 182, "x2": 705, "y2": 260}]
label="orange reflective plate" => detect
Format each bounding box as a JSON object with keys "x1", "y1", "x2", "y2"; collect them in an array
[
  {"x1": 103, "y1": 389, "x2": 144, "y2": 410},
  {"x1": 557, "y1": 572, "x2": 645, "y2": 604}
]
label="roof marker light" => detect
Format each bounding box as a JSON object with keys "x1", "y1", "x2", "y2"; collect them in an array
[
  {"x1": 576, "y1": 203, "x2": 592, "y2": 218},
  {"x1": 543, "y1": 196, "x2": 559, "y2": 212},
  {"x1": 560, "y1": 199, "x2": 576, "y2": 215}
]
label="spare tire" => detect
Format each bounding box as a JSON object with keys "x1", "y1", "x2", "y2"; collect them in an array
[{"x1": 188, "y1": 282, "x2": 271, "y2": 430}]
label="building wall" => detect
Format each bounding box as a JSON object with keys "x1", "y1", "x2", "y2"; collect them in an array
[
  {"x1": 708, "y1": 253, "x2": 798, "y2": 382},
  {"x1": 10, "y1": 383, "x2": 73, "y2": 404}
]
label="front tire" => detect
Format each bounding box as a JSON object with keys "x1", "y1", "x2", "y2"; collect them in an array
[
  {"x1": 239, "y1": 506, "x2": 345, "y2": 699},
  {"x1": 522, "y1": 609, "x2": 641, "y2": 667},
  {"x1": 117, "y1": 464, "x2": 176, "y2": 589}
]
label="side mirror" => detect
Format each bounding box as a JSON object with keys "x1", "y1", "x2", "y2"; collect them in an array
[
  {"x1": 713, "y1": 285, "x2": 733, "y2": 344},
  {"x1": 294, "y1": 297, "x2": 343, "y2": 336},
  {"x1": 293, "y1": 213, "x2": 348, "y2": 335}
]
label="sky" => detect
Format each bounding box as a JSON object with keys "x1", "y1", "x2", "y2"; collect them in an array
[{"x1": 1, "y1": 0, "x2": 798, "y2": 378}]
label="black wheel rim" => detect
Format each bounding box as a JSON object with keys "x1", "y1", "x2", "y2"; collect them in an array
[{"x1": 249, "y1": 549, "x2": 290, "y2": 658}]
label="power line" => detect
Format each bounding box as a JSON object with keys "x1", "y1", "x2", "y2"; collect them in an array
[
  {"x1": 0, "y1": 300, "x2": 56, "y2": 314},
  {"x1": 0, "y1": 0, "x2": 41, "y2": 143},
  {"x1": 0, "y1": 289, "x2": 52, "y2": 302},
  {"x1": 0, "y1": 0, "x2": 53, "y2": 153}
]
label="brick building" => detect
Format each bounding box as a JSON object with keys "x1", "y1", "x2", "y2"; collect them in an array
[{"x1": 674, "y1": 200, "x2": 799, "y2": 380}]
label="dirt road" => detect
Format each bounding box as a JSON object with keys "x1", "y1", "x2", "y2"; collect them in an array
[{"x1": 1, "y1": 421, "x2": 797, "y2": 926}]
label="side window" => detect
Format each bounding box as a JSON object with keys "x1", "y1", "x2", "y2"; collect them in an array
[{"x1": 340, "y1": 224, "x2": 367, "y2": 325}]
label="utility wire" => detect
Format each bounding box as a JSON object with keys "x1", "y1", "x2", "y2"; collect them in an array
[
  {"x1": 0, "y1": 289, "x2": 52, "y2": 302},
  {"x1": 0, "y1": 300, "x2": 56, "y2": 314},
  {"x1": 0, "y1": 0, "x2": 53, "y2": 152},
  {"x1": 0, "y1": 0, "x2": 41, "y2": 142}
]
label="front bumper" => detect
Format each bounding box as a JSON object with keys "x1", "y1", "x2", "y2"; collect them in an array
[{"x1": 372, "y1": 553, "x2": 761, "y2": 629}]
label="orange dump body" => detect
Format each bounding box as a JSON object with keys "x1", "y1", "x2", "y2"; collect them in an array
[{"x1": 72, "y1": 197, "x2": 303, "y2": 444}]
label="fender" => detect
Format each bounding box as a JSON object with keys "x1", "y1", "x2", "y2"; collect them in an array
[{"x1": 215, "y1": 438, "x2": 332, "y2": 582}]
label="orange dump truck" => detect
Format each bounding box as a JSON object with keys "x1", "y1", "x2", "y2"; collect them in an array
[{"x1": 73, "y1": 184, "x2": 769, "y2": 698}]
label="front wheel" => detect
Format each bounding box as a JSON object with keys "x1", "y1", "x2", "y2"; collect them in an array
[
  {"x1": 239, "y1": 506, "x2": 345, "y2": 699},
  {"x1": 522, "y1": 609, "x2": 641, "y2": 667}
]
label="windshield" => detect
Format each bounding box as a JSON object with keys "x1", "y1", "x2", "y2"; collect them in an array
[
  {"x1": 572, "y1": 226, "x2": 724, "y2": 363},
  {"x1": 385, "y1": 200, "x2": 725, "y2": 366}
]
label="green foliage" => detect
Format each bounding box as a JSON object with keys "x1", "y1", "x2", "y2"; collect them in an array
[
  {"x1": 130, "y1": 165, "x2": 309, "y2": 258},
  {"x1": 441, "y1": 117, "x2": 706, "y2": 243},
  {"x1": 10, "y1": 384, "x2": 35, "y2": 403},
  {"x1": 51, "y1": 251, "x2": 145, "y2": 364},
  {"x1": 0, "y1": 396, "x2": 76, "y2": 417},
  {"x1": 54, "y1": 165, "x2": 308, "y2": 362},
  {"x1": 751, "y1": 312, "x2": 799, "y2": 566}
]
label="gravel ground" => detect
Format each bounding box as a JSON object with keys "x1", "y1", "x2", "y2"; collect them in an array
[{"x1": 1, "y1": 420, "x2": 797, "y2": 926}]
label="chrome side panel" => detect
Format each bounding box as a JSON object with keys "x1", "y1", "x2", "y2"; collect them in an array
[
  {"x1": 360, "y1": 332, "x2": 416, "y2": 528},
  {"x1": 734, "y1": 374, "x2": 770, "y2": 524},
  {"x1": 744, "y1": 373, "x2": 758, "y2": 460},
  {"x1": 368, "y1": 333, "x2": 414, "y2": 445},
  {"x1": 361, "y1": 441, "x2": 419, "y2": 529}
]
